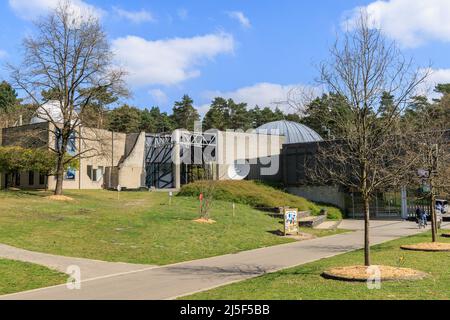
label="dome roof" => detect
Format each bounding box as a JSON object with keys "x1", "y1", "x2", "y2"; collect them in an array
[
  {"x1": 30, "y1": 101, "x2": 64, "y2": 124},
  {"x1": 30, "y1": 101, "x2": 77, "y2": 124},
  {"x1": 256, "y1": 120, "x2": 323, "y2": 144}
]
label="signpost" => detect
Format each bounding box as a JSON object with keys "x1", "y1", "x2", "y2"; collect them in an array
[
  {"x1": 283, "y1": 207, "x2": 299, "y2": 236},
  {"x1": 199, "y1": 193, "x2": 204, "y2": 216},
  {"x1": 117, "y1": 185, "x2": 121, "y2": 200}
]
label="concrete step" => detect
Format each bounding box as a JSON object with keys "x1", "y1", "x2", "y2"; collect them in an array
[
  {"x1": 299, "y1": 214, "x2": 326, "y2": 228},
  {"x1": 315, "y1": 220, "x2": 342, "y2": 230}
]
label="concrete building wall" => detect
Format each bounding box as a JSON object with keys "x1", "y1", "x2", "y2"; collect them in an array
[
  {"x1": 0, "y1": 122, "x2": 147, "y2": 191},
  {"x1": 287, "y1": 185, "x2": 346, "y2": 210},
  {"x1": 46, "y1": 126, "x2": 130, "y2": 190},
  {"x1": 1, "y1": 122, "x2": 50, "y2": 148},
  {"x1": 117, "y1": 132, "x2": 147, "y2": 189},
  {"x1": 215, "y1": 131, "x2": 285, "y2": 180}
]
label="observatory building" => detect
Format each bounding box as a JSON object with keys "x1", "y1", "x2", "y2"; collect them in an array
[
  {"x1": 1, "y1": 100, "x2": 329, "y2": 192},
  {"x1": 256, "y1": 120, "x2": 323, "y2": 144},
  {"x1": 3, "y1": 102, "x2": 326, "y2": 191}
]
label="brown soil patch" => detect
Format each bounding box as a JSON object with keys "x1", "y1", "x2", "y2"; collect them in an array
[
  {"x1": 401, "y1": 242, "x2": 450, "y2": 252},
  {"x1": 193, "y1": 218, "x2": 216, "y2": 224},
  {"x1": 45, "y1": 195, "x2": 75, "y2": 202},
  {"x1": 285, "y1": 232, "x2": 317, "y2": 241},
  {"x1": 322, "y1": 265, "x2": 428, "y2": 282}
]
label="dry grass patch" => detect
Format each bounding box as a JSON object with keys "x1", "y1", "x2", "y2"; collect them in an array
[
  {"x1": 401, "y1": 242, "x2": 450, "y2": 252},
  {"x1": 45, "y1": 195, "x2": 75, "y2": 201},
  {"x1": 193, "y1": 218, "x2": 216, "y2": 224},
  {"x1": 322, "y1": 265, "x2": 428, "y2": 282}
]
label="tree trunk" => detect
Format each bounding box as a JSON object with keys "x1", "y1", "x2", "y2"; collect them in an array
[
  {"x1": 430, "y1": 178, "x2": 437, "y2": 242},
  {"x1": 54, "y1": 156, "x2": 64, "y2": 195},
  {"x1": 363, "y1": 195, "x2": 371, "y2": 266}
]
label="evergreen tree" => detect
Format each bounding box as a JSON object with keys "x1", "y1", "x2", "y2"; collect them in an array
[
  {"x1": 0, "y1": 81, "x2": 22, "y2": 127},
  {"x1": 0, "y1": 81, "x2": 19, "y2": 113},
  {"x1": 172, "y1": 95, "x2": 199, "y2": 131},
  {"x1": 301, "y1": 93, "x2": 352, "y2": 139},
  {"x1": 203, "y1": 97, "x2": 229, "y2": 130},
  {"x1": 228, "y1": 99, "x2": 251, "y2": 130},
  {"x1": 107, "y1": 104, "x2": 141, "y2": 133},
  {"x1": 140, "y1": 107, "x2": 175, "y2": 133}
]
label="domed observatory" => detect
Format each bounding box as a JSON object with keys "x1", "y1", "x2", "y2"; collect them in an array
[
  {"x1": 256, "y1": 120, "x2": 323, "y2": 144},
  {"x1": 246, "y1": 120, "x2": 323, "y2": 182}
]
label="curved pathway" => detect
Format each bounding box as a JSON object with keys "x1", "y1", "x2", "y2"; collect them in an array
[{"x1": 1, "y1": 220, "x2": 447, "y2": 300}]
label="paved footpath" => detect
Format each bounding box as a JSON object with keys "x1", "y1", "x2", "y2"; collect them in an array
[
  {"x1": 0, "y1": 244, "x2": 154, "y2": 279},
  {"x1": 1, "y1": 220, "x2": 447, "y2": 300}
]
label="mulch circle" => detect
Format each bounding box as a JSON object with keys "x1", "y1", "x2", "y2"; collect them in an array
[
  {"x1": 321, "y1": 265, "x2": 428, "y2": 282},
  {"x1": 401, "y1": 242, "x2": 450, "y2": 252}
]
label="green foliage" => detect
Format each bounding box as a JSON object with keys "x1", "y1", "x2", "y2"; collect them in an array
[
  {"x1": 140, "y1": 107, "x2": 175, "y2": 133},
  {"x1": 79, "y1": 86, "x2": 119, "y2": 129},
  {"x1": 203, "y1": 98, "x2": 301, "y2": 131},
  {"x1": 301, "y1": 93, "x2": 352, "y2": 139},
  {"x1": 172, "y1": 94, "x2": 200, "y2": 131},
  {"x1": 178, "y1": 180, "x2": 342, "y2": 219},
  {"x1": 107, "y1": 104, "x2": 142, "y2": 133},
  {"x1": 202, "y1": 97, "x2": 229, "y2": 130},
  {"x1": 404, "y1": 83, "x2": 450, "y2": 129},
  {"x1": 0, "y1": 81, "x2": 19, "y2": 113},
  {"x1": 0, "y1": 146, "x2": 77, "y2": 176},
  {"x1": 434, "y1": 83, "x2": 450, "y2": 96},
  {"x1": 249, "y1": 106, "x2": 285, "y2": 128}
]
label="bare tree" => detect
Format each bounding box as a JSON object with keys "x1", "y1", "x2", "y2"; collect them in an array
[
  {"x1": 312, "y1": 11, "x2": 428, "y2": 266},
  {"x1": 409, "y1": 107, "x2": 450, "y2": 242},
  {"x1": 8, "y1": 1, "x2": 127, "y2": 195}
]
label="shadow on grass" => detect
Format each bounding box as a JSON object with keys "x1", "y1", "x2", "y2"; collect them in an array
[
  {"x1": 2, "y1": 189, "x2": 50, "y2": 198},
  {"x1": 165, "y1": 264, "x2": 277, "y2": 279}
]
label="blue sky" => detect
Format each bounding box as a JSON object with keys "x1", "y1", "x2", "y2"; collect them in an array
[{"x1": 1, "y1": 0, "x2": 450, "y2": 115}]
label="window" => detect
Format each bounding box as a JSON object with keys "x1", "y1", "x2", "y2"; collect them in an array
[
  {"x1": 64, "y1": 167, "x2": 76, "y2": 180},
  {"x1": 96, "y1": 166, "x2": 104, "y2": 182},
  {"x1": 87, "y1": 165, "x2": 103, "y2": 182},
  {"x1": 15, "y1": 172, "x2": 20, "y2": 186},
  {"x1": 55, "y1": 129, "x2": 77, "y2": 155},
  {"x1": 92, "y1": 168, "x2": 97, "y2": 182},
  {"x1": 29, "y1": 171, "x2": 35, "y2": 186},
  {"x1": 39, "y1": 174, "x2": 46, "y2": 185},
  {"x1": 87, "y1": 165, "x2": 93, "y2": 180}
]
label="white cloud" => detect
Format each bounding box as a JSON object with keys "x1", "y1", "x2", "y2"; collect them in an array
[
  {"x1": 0, "y1": 50, "x2": 7, "y2": 59},
  {"x1": 112, "y1": 6, "x2": 155, "y2": 24},
  {"x1": 112, "y1": 32, "x2": 235, "y2": 87},
  {"x1": 227, "y1": 11, "x2": 251, "y2": 28},
  {"x1": 149, "y1": 89, "x2": 168, "y2": 104},
  {"x1": 344, "y1": 0, "x2": 450, "y2": 47},
  {"x1": 418, "y1": 68, "x2": 450, "y2": 98},
  {"x1": 202, "y1": 82, "x2": 320, "y2": 114},
  {"x1": 9, "y1": 0, "x2": 104, "y2": 20}
]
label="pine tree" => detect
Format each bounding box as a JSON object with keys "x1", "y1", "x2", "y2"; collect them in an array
[{"x1": 172, "y1": 95, "x2": 199, "y2": 131}]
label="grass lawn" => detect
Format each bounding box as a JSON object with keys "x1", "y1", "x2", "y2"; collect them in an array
[
  {"x1": 0, "y1": 190, "x2": 344, "y2": 265},
  {"x1": 178, "y1": 180, "x2": 343, "y2": 219},
  {"x1": 182, "y1": 231, "x2": 450, "y2": 300},
  {"x1": 0, "y1": 259, "x2": 66, "y2": 295}
]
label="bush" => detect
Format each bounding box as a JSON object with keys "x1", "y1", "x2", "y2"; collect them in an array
[{"x1": 178, "y1": 180, "x2": 343, "y2": 219}]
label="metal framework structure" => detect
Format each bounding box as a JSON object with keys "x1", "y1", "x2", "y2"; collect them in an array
[
  {"x1": 145, "y1": 134, "x2": 174, "y2": 189},
  {"x1": 144, "y1": 131, "x2": 218, "y2": 189}
]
